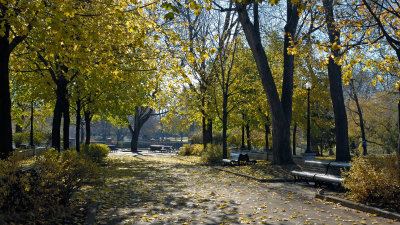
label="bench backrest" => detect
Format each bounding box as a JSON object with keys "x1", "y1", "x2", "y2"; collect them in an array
[
  {"x1": 150, "y1": 145, "x2": 163, "y2": 150},
  {"x1": 304, "y1": 160, "x2": 352, "y2": 176},
  {"x1": 230, "y1": 153, "x2": 249, "y2": 162}
]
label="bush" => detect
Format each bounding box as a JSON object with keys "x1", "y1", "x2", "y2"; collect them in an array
[
  {"x1": 343, "y1": 154, "x2": 400, "y2": 211},
  {"x1": 178, "y1": 144, "x2": 203, "y2": 156},
  {"x1": 200, "y1": 144, "x2": 225, "y2": 164},
  {"x1": 0, "y1": 149, "x2": 101, "y2": 223},
  {"x1": 189, "y1": 130, "x2": 203, "y2": 144},
  {"x1": 81, "y1": 143, "x2": 110, "y2": 163},
  {"x1": 14, "y1": 132, "x2": 29, "y2": 148}
]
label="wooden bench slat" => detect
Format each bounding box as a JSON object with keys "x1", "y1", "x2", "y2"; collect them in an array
[{"x1": 291, "y1": 160, "x2": 350, "y2": 189}]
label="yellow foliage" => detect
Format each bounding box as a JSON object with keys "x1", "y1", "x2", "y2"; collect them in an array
[
  {"x1": 343, "y1": 154, "x2": 400, "y2": 211},
  {"x1": 81, "y1": 143, "x2": 110, "y2": 163},
  {"x1": 200, "y1": 144, "x2": 225, "y2": 164},
  {"x1": 179, "y1": 144, "x2": 204, "y2": 156},
  {"x1": 0, "y1": 149, "x2": 102, "y2": 223}
]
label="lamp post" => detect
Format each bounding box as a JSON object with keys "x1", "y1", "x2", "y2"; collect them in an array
[{"x1": 304, "y1": 81, "x2": 315, "y2": 160}]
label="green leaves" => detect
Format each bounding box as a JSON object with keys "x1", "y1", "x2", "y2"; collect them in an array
[{"x1": 161, "y1": 2, "x2": 180, "y2": 21}]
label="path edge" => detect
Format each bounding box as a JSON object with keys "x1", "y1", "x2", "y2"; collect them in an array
[
  {"x1": 84, "y1": 201, "x2": 98, "y2": 225},
  {"x1": 175, "y1": 155, "x2": 400, "y2": 221},
  {"x1": 316, "y1": 193, "x2": 400, "y2": 220}
]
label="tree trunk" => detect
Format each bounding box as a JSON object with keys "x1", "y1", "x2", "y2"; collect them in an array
[
  {"x1": 246, "y1": 121, "x2": 251, "y2": 151},
  {"x1": 52, "y1": 96, "x2": 63, "y2": 151},
  {"x1": 76, "y1": 100, "x2": 81, "y2": 152},
  {"x1": 63, "y1": 98, "x2": 70, "y2": 150},
  {"x1": 129, "y1": 107, "x2": 153, "y2": 152},
  {"x1": 206, "y1": 118, "x2": 212, "y2": 144},
  {"x1": 265, "y1": 123, "x2": 270, "y2": 160},
  {"x1": 323, "y1": 0, "x2": 351, "y2": 162},
  {"x1": 292, "y1": 123, "x2": 297, "y2": 155},
  {"x1": 52, "y1": 77, "x2": 69, "y2": 151},
  {"x1": 202, "y1": 116, "x2": 207, "y2": 149},
  {"x1": 30, "y1": 101, "x2": 34, "y2": 147},
  {"x1": 80, "y1": 123, "x2": 85, "y2": 143},
  {"x1": 397, "y1": 93, "x2": 400, "y2": 181},
  {"x1": 236, "y1": 1, "x2": 297, "y2": 164},
  {"x1": 0, "y1": 38, "x2": 13, "y2": 159},
  {"x1": 84, "y1": 111, "x2": 92, "y2": 145},
  {"x1": 241, "y1": 113, "x2": 245, "y2": 150},
  {"x1": 241, "y1": 123, "x2": 245, "y2": 150},
  {"x1": 202, "y1": 116, "x2": 213, "y2": 149},
  {"x1": 15, "y1": 124, "x2": 23, "y2": 133},
  {"x1": 349, "y1": 79, "x2": 367, "y2": 155},
  {"x1": 222, "y1": 92, "x2": 228, "y2": 159},
  {"x1": 128, "y1": 124, "x2": 139, "y2": 153}
]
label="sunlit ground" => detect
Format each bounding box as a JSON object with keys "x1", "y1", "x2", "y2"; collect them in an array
[{"x1": 75, "y1": 153, "x2": 399, "y2": 225}]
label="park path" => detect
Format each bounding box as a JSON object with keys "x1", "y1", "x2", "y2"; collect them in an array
[{"x1": 92, "y1": 150, "x2": 399, "y2": 225}]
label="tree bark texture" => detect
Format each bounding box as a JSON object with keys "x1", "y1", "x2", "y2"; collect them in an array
[
  {"x1": 84, "y1": 111, "x2": 92, "y2": 145},
  {"x1": 246, "y1": 121, "x2": 251, "y2": 151},
  {"x1": 63, "y1": 98, "x2": 70, "y2": 150},
  {"x1": 76, "y1": 100, "x2": 81, "y2": 152},
  {"x1": 265, "y1": 123, "x2": 270, "y2": 160},
  {"x1": 292, "y1": 123, "x2": 297, "y2": 155},
  {"x1": 51, "y1": 77, "x2": 69, "y2": 151},
  {"x1": 52, "y1": 96, "x2": 63, "y2": 151},
  {"x1": 128, "y1": 107, "x2": 153, "y2": 152},
  {"x1": 398, "y1": 96, "x2": 400, "y2": 155},
  {"x1": 236, "y1": 1, "x2": 299, "y2": 164},
  {"x1": 222, "y1": 108, "x2": 228, "y2": 159},
  {"x1": 202, "y1": 116, "x2": 213, "y2": 149},
  {"x1": 30, "y1": 101, "x2": 34, "y2": 147},
  {"x1": 241, "y1": 122, "x2": 245, "y2": 150},
  {"x1": 323, "y1": 0, "x2": 351, "y2": 162},
  {"x1": 0, "y1": 37, "x2": 13, "y2": 159},
  {"x1": 349, "y1": 80, "x2": 367, "y2": 155}
]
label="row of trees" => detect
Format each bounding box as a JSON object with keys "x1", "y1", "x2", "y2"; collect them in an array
[
  {"x1": 1, "y1": 0, "x2": 398, "y2": 164},
  {"x1": 1, "y1": 0, "x2": 180, "y2": 158},
  {"x1": 162, "y1": 0, "x2": 399, "y2": 164}
]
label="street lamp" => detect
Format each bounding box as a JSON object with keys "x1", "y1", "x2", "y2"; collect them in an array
[{"x1": 305, "y1": 81, "x2": 312, "y2": 155}]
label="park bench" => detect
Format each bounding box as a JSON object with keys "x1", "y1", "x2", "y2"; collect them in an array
[
  {"x1": 107, "y1": 145, "x2": 117, "y2": 152},
  {"x1": 150, "y1": 145, "x2": 164, "y2": 152},
  {"x1": 291, "y1": 160, "x2": 351, "y2": 189},
  {"x1": 162, "y1": 145, "x2": 174, "y2": 153},
  {"x1": 222, "y1": 153, "x2": 257, "y2": 166}
]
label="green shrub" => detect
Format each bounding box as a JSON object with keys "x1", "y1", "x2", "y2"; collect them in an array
[
  {"x1": 81, "y1": 143, "x2": 110, "y2": 163},
  {"x1": 343, "y1": 154, "x2": 400, "y2": 211},
  {"x1": 0, "y1": 149, "x2": 101, "y2": 223},
  {"x1": 189, "y1": 130, "x2": 202, "y2": 144},
  {"x1": 227, "y1": 129, "x2": 241, "y2": 147},
  {"x1": 14, "y1": 132, "x2": 29, "y2": 148},
  {"x1": 200, "y1": 144, "x2": 225, "y2": 164},
  {"x1": 32, "y1": 131, "x2": 49, "y2": 146},
  {"x1": 213, "y1": 131, "x2": 223, "y2": 145}
]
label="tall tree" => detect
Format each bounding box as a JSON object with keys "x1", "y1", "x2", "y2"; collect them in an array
[
  {"x1": 234, "y1": 0, "x2": 300, "y2": 164},
  {"x1": 360, "y1": 0, "x2": 400, "y2": 154},
  {"x1": 322, "y1": 0, "x2": 351, "y2": 161},
  {"x1": 0, "y1": 0, "x2": 39, "y2": 158},
  {"x1": 127, "y1": 107, "x2": 154, "y2": 152},
  {"x1": 176, "y1": 1, "x2": 218, "y2": 149},
  {"x1": 212, "y1": 0, "x2": 241, "y2": 158}
]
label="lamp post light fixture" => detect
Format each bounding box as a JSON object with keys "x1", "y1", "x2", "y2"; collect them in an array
[{"x1": 304, "y1": 81, "x2": 315, "y2": 159}]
